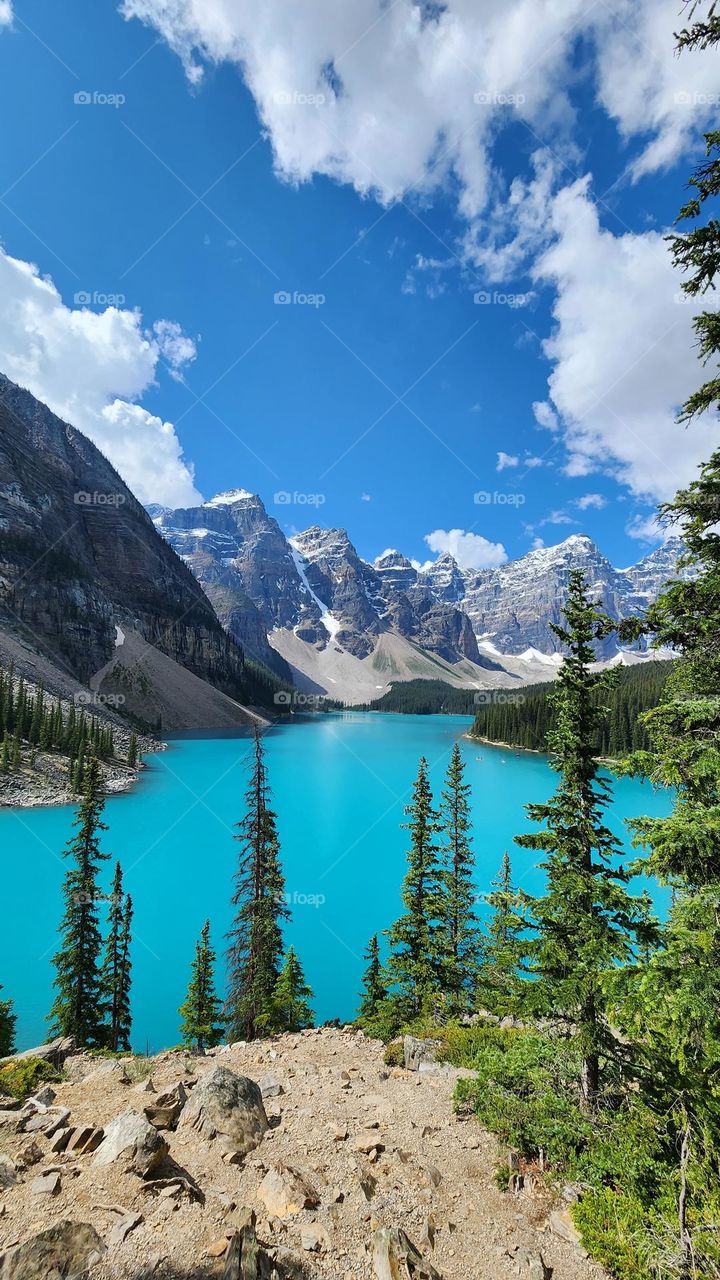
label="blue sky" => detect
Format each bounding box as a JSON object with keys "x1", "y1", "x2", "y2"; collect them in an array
[{"x1": 0, "y1": 0, "x2": 718, "y2": 571}]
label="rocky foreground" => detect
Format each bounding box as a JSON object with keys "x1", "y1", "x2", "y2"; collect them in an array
[{"x1": 0, "y1": 1027, "x2": 606, "y2": 1280}]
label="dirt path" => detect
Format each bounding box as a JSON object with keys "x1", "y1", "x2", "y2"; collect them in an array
[{"x1": 0, "y1": 1027, "x2": 607, "y2": 1279}]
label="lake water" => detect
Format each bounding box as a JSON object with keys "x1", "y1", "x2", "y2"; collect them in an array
[{"x1": 0, "y1": 712, "x2": 672, "y2": 1052}]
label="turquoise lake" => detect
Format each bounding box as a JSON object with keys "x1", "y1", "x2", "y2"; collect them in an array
[{"x1": 0, "y1": 712, "x2": 672, "y2": 1052}]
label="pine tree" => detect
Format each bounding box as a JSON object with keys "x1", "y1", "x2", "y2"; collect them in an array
[
  {"x1": 480, "y1": 851, "x2": 528, "y2": 1014},
  {"x1": 225, "y1": 729, "x2": 289, "y2": 1041},
  {"x1": 179, "y1": 921, "x2": 223, "y2": 1051},
  {"x1": 386, "y1": 757, "x2": 444, "y2": 1019},
  {"x1": 100, "y1": 863, "x2": 133, "y2": 1052},
  {"x1": 49, "y1": 756, "x2": 110, "y2": 1046},
  {"x1": 127, "y1": 733, "x2": 138, "y2": 769},
  {"x1": 438, "y1": 744, "x2": 481, "y2": 1012},
  {"x1": 357, "y1": 934, "x2": 387, "y2": 1021},
  {"x1": 612, "y1": 11, "x2": 720, "y2": 1256},
  {"x1": 0, "y1": 984, "x2": 16, "y2": 1056},
  {"x1": 516, "y1": 572, "x2": 652, "y2": 1110},
  {"x1": 267, "y1": 947, "x2": 314, "y2": 1033}
]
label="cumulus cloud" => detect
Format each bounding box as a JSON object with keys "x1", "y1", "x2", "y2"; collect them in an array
[
  {"x1": 496, "y1": 451, "x2": 518, "y2": 471},
  {"x1": 120, "y1": 0, "x2": 717, "y2": 221},
  {"x1": 152, "y1": 319, "x2": 198, "y2": 377},
  {"x1": 0, "y1": 2, "x2": 13, "y2": 26},
  {"x1": 0, "y1": 247, "x2": 201, "y2": 505},
  {"x1": 532, "y1": 179, "x2": 718, "y2": 503},
  {"x1": 575, "y1": 493, "x2": 607, "y2": 510},
  {"x1": 424, "y1": 528, "x2": 507, "y2": 570}
]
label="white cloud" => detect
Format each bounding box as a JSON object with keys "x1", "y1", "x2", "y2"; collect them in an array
[
  {"x1": 496, "y1": 451, "x2": 518, "y2": 471},
  {"x1": 575, "y1": 492, "x2": 607, "y2": 510},
  {"x1": 120, "y1": 0, "x2": 718, "y2": 224},
  {"x1": 532, "y1": 179, "x2": 718, "y2": 503},
  {"x1": 360, "y1": 492, "x2": 371, "y2": 501},
  {"x1": 152, "y1": 319, "x2": 197, "y2": 377},
  {"x1": 530, "y1": 536, "x2": 545, "y2": 550},
  {"x1": 0, "y1": 2, "x2": 13, "y2": 26},
  {"x1": 0, "y1": 247, "x2": 201, "y2": 506},
  {"x1": 625, "y1": 512, "x2": 666, "y2": 543},
  {"x1": 424, "y1": 527, "x2": 507, "y2": 570},
  {"x1": 523, "y1": 454, "x2": 545, "y2": 468}
]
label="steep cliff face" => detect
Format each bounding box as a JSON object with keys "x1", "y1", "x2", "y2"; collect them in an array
[
  {"x1": 460, "y1": 535, "x2": 648, "y2": 658},
  {"x1": 0, "y1": 377, "x2": 279, "y2": 717}
]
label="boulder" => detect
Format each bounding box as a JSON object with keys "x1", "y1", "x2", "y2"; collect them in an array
[
  {"x1": 143, "y1": 1082, "x2": 187, "y2": 1130},
  {"x1": 257, "y1": 1164, "x2": 319, "y2": 1218},
  {"x1": 30, "y1": 1171, "x2": 60, "y2": 1196},
  {"x1": 372, "y1": 1227, "x2": 441, "y2": 1280},
  {"x1": 0, "y1": 1220, "x2": 105, "y2": 1278},
  {"x1": 0, "y1": 1037, "x2": 74, "y2": 1068},
  {"x1": 259, "y1": 1073, "x2": 284, "y2": 1099},
  {"x1": 178, "y1": 1067, "x2": 268, "y2": 1156},
  {"x1": 0, "y1": 1156, "x2": 17, "y2": 1189},
  {"x1": 300, "y1": 1225, "x2": 330, "y2": 1253},
  {"x1": 108, "y1": 1212, "x2": 143, "y2": 1247},
  {"x1": 65, "y1": 1126, "x2": 104, "y2": 1156},
  {"x1": 223, "y1": 1225, "x2": 312, "y2": 1280},
  {"x1": 402, "y1": 1037, "x2": 439, "y2": 1072},
  {"x1": 93, "y1": 1110, "x2": 168, "y2": 1177}
]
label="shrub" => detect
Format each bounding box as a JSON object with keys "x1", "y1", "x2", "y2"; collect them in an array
[{"x1": 0, "y1": 1057, "x2": 60, "y2": 1099}]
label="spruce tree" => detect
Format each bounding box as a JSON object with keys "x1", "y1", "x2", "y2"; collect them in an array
[
  {"x1": 480, "y1": 851, "x2": 528, "y2": 1013},
  {"x1": 0, "y1": 984, "x2": 16, "y2": 1056},
  {"x1": 49, "y1": 756, "x2": 110, "y2": 1046},
  {"x1": 268, "y1": 947, "x2": 314, "y2": 1033},
  {"x1": 100, "y1": 863, "x2": 133, "y2": 1052},
  {"x1": 438, "y1": 743, "x2": 481, "y2": 1011},
  {"x1": 357, "y1": 934, "x2": 387, "y2": 1021},
  {"x1": 127, "y1": 733, "x2": 138, "y2": 769},
  {"x1": 225, "y1": 729, "x2": 289, "y2": 1041},
  {"x1": 516, "y1": 572, "x2": 651, "y2": 1110},
  {"x1": 613, "y1": 9, "x2": 720, "y2": 1257},
  {"x1": 386, "y1": 756, "x2": 444, "y2": 1019},
  {"x1": 179, "y1": 920, "x2": 223, "y2": 1051}
]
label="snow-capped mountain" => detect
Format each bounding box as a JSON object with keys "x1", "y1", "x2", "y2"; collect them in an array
[{"x1": 152, "y1": 492, "x2": 689, "y2": 703}]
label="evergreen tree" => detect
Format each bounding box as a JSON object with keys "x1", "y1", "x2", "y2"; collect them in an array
[
  {"x1": 100, "y1": 862, "x2": 133, "y2": 1051},
  {"x1": 613, "y1": 11, "x2": 720, "y2": 1257},
  {"x1": 386, "y1": 757, "x2": 444, "y2": 1018},
  {"x1": 267, "y1": 947, "x2": 314, "y2": 1033},
  {"x1": 49, "y1": 757, "x2": 110, "y2": 1046},
  {"x1": 516, "y1": 572, "x2": 652, "y2": 1110},
  {"x1": 179, "y1": 920, "x2": 223, "y2": 1051},
  {"x1": 127, "y1": 733, "x2": 138, "y2": 769},
  {"x1": 0, "y1": 984, "x2": 16, "y2": 1056},
  {"x1": 480, "y1": 851, "x2": 528, "y2": 1013},
  {"x1": 438, "y1": 744, "x2": 481, "y2": 1011},
  {"x1": 357, "y1": 934, "x2": 387, "y2": 1021},
  {"x1": 225, "y1": 729, "x2": 289, "y2": 1041}
]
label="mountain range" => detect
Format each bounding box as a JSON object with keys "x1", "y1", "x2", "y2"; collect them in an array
[
  {"x1": 0, "y1": 373, "x2": 687, "y2": 718},
  {"x1": 151, "y1": 490, "x2": 687, "y2": 704}
]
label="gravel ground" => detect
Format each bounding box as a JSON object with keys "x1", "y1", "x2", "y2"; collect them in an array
[{"x1": 0, "y1": 1027, "x2": 608, "y2": 1280}]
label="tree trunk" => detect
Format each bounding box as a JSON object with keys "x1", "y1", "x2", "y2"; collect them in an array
[
  {"x1": 678, "y1": 1122, "x2": 692, "y2": 1280},
  {"x1": 580, "y1": 1053, "x2": 599, "y2": 1112}
]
